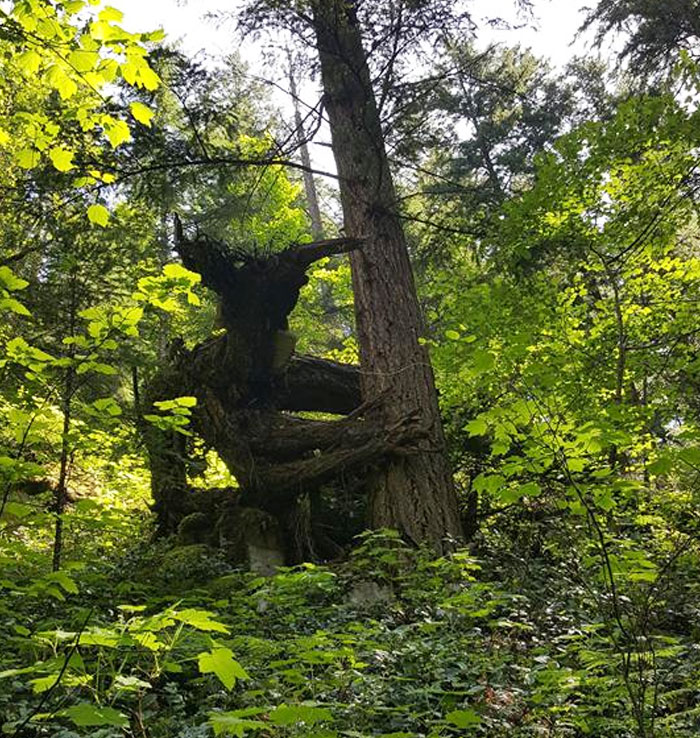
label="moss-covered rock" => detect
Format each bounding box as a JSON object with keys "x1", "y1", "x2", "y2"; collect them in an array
[
  {"x1": 177, "y1": 512, "x2": 212, "y2": 546},
  {"x1": 154, "y1": 544, "x2": 224, "y2": 588}
]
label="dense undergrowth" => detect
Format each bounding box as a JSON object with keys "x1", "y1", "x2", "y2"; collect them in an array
[{"x1": 2, "y1": 521, "x2": 700, "y2": 738}]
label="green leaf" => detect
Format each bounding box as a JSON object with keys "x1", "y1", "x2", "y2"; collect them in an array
[
  {"x1": 68, "y1": 49, "x2": 98, "y2": 73},
  {"x1": 679, "y1": 447, "x2": 700, "y2": 467},
  {"x1": 593, "y1": 488, "x2": 615, "y2": 512},
  {"x1": 44, "y1": 571, "x2": 79, "y2": 594},
  {"x1": 49, "y1": 147, "x2": 75, "y2": 172},
  {"x1": 173, "y1": 608, "x2": 228, "y2": 632},
  {"x1": 473, "y1": 473, "x2": 505, "y2": 495},
  {"x1": 178, "y1": 397, "x2": 198, "y2": 408},
  {"x1": 17, "y1": 149, "x2": 41, "y2": 169},
  {"x1": 0, "y1": 298, "x2": 31, "y2": 316},
  {"x1": 445, "y1": 329, "x2": 460, "y2": 340},
  {"x1": 30, "y1": 674, "x2": 60, "y2": 693},
  {"x1": 5, "y1": 501, "x2": 33, "y2": 519},
  {"x1": 566, "y1": 457, "x2": 586, "y2": 473},
  {"x1": 472, "y1": 349, "x2": 495, "y2": 373},
  {"x1": 209, "y1": 711, "x2": 266, "y2": 737},
  {"x1": 130, "y1": 101, "x2": 154, "y2": 127},
  {"x1": 519, "y1": 481, "x2": 542, "y2": 497},
  {"x1": 92, "y1": 362, "x2": 118, "y2": 375},
  {"x1": 87, "y1": 204, "x2": 110, "y2": 227},
  {"x1": 137, "y1": 64, "x2": 160, "y2": 91},
  {"x1": 445, "y1": 708, "x2": 481, "y2": 728},
  {"x1": 112, "y1": 674, "x2": 151, "y2": 692},
  {"x1": 104, "y1": 118, "x2": 131, "y2": 148},
  {"x1": 146, "y1": 28, "x2": 167, "y2": 42},
  {"x1": 116, "y1": 604, "x2": 147, "y2": 613},
  {"x1": 647, "y1": 455, "x2": 673, "y2": 476},
  {"x1": 0, "y1": 665, "x2": 41, "y2": 680},
  {"x1": 0, "y1": 267, "x2": 29, "y2": 291},
  {"x1": 465, "y1": 417, "x2": 488, "y2": 436},
  {"x1": 162, "y1": 263, "x2": 201, "y2": 283},
  {"x1": 64, "y1": 1, "x2": 87, "y2": 14},
  {"x1": 268, "y1": 704, "x2": 333, "y2": 726},
  {"x1": 98, "y1": 5, "x2": 124, "y2": 22},
  {"x1": 92, "y1": 398, "x2": 122, "y2": 416},
  {"x1": 59, "y1": 704, "x2": 128, "y2": 728},
  {"x1": 46, "y1": 64, "x2": 78, "y2": 99},
  {"x1": 198, "y1": 647, "x2": 248, "y2": 690},
  {"x1": 16, "y1": 50, "x2": 41, "y2": 75},
  {"x1": 120, "y1": 58, "x2": 160, "y2": 90},
  {"x1": 78, "y1": 629, "x2": 125, "y2": 648}
]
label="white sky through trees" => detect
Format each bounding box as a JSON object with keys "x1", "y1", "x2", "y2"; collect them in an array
[
  {"x1": 117, "y1": 0, "x2": 595, "y2": 66},
  {"x1": 116, "y1": 0, "x2": 597, "y2": 181}
]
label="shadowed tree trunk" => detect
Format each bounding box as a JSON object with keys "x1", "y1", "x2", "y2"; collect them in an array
[
  {"x1": 143, "y1": 224, "x2": 432, "y2": 559},
  {"x1": 309, "y1": 0, "x2": 463, "y2": 550}
]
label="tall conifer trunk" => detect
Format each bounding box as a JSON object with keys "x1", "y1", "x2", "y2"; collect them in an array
[{"x1": 310, "y1": 0, "x2": 463, "y2": 549}]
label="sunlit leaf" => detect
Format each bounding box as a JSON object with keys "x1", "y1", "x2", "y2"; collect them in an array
[
  {"x1": 198, "y1": 648, "x2": 248, "y2": 690},
  {"x1": 16, "y1": 50, "x2": 41, "y2": 75},
  {"x1": 87, "y1": 204, "x2": 110, "y2": 227},
  {"x1": 0, "y1": 267, "x2": 29, "y2": 291},
  {"x1": 130, "y1": 101, "x2": 154, "y2": 127},
  {"x1": 49, "y1": 147, "x2": 75, "y2": 172},
  {"x1": 98, "y1": 5, "x2": 124, "y2": 22},
  {"x1": 104, "y1": 118, "x2": 131, "y2": 148},
  {"x1": 17, "y1": 149, "x2": 41, "y2": 169},
  {"x1": 174, "y1": 608, "x2": 228, "y2": 632},
  {"x1": 68, "y1": 49, "x2": 99, "y2": 73},
  {"x1": 45, "y1": 64, "x2": 78, "y2": 99}
]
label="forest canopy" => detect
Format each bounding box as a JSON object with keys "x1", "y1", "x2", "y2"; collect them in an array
[{"x1": 1, "y1": 1, "x2": 699, "y2": 736}]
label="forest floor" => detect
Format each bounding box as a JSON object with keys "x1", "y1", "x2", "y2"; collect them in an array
[{"x1": 2, "y1": 521, "x2": 698, "y2": 738}]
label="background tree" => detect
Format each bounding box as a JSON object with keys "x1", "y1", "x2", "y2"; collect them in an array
[{"x1": 582, "y1": 0, "x2": 700, "y2": 81}]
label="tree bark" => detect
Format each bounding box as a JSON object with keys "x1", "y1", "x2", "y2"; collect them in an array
[
  {"x1": 309, "y1": 0, "x2": 463, "y2": 549},
  {"x1": 275, "y1": 355, "x2": 359, "y2": 414}
]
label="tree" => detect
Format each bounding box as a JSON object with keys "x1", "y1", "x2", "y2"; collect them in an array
[
  {"x1": 242, "y1": 0, "x2": 467, "y2": 550},
  {"x1": 399, "y1": 44, "x2": 579, "y2": 268},
  {"x1": 286, "y1": 49, "x2": 325, "y2": 241},
  {"x1": 582, "y1": 0, "x2": 700, "y2": 80},
  {"x1": 142, "y1": 219, "x2": 443, "y2": 562}
]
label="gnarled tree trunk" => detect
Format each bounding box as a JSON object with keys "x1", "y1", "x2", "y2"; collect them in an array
[{"x1": 142, "y1": 226, "x2": 431, "y2": 560}]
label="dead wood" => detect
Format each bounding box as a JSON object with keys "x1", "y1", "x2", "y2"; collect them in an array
[{"x1": 142, "y1": 220, "x2": 427, "y2": 556}]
